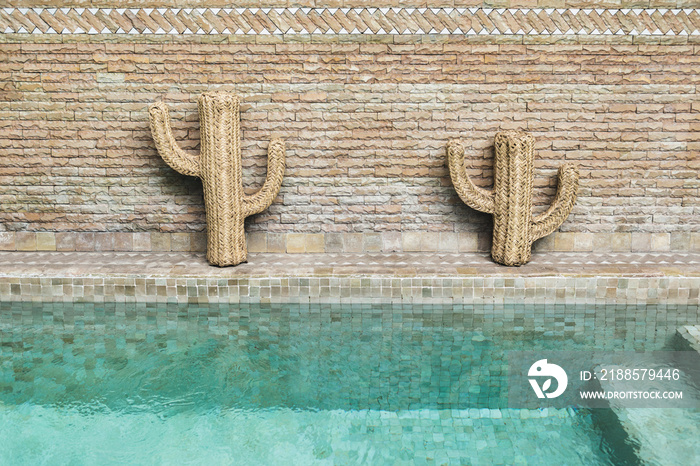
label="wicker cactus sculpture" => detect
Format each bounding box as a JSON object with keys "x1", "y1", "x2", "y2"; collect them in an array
[
  {"x1": 448, "y1": 131, "x2": 579, "y2": 266},
  {"x1": 149, "y1": 91, "x2": 285, "y2": 266}
]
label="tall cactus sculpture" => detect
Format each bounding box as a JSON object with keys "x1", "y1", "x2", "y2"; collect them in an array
[
  {"x1": 149, "y1": 91, "x2": 285, "y2": 266},
  {"x1": 448, "y1": 131, "x2": 579, "y2": 266}
]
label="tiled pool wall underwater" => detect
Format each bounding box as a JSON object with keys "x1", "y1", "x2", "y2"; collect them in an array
[
  {"x1": 6, "y1": 300, "x2": 698, "y2": 465},
  {"x1": 1, "y1": 276, "x2": 698, "y2": 306}
]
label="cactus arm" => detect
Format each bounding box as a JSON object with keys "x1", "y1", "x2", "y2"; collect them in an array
[
  {"x1": 447, "y1": 139, "x2": 495, "y2": 214},
  {"x1": 530, "y1": 163, "x2": 579, "y2": 242},
  {"x1": 243, "y1": 138, "x2": 286, "y2": 216},
  {"x1": 148, "y1": 102, "x2": 201, "y2": 177}
]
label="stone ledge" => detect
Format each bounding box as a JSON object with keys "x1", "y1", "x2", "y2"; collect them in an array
[
  {"x1": 677, "y1": 325, "x2": 700, "y2": 353},
  {"x1": 0, "y1": 251, "x2": 698, "y2": 305},
  {"x1": 0, "y1": 251, "x2": 698, "y2": 278}
]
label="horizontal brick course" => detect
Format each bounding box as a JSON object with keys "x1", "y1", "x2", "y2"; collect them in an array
[{"x1": 0, "y1": 231, "x2": 698, "y2": 253}]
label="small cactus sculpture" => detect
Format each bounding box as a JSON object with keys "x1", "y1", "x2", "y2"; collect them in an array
[
  {"x1": 149, "y1": 91, "x2": 285, "y2": 266},
  {"x1": 448, "y1": 131, "x2": 579, "y2": 266}
]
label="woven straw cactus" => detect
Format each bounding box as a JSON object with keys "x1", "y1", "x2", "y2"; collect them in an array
[
  {"x1": 149, "y1": 92, "x2": 285, "y2": 266},
  {"x1": 448, "y1": 131, "x2": 579, "y2": 266}
]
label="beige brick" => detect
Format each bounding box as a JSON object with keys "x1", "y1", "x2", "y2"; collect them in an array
[
  {"x1": 364, "y1": 233, "x2": 382, "y2": 252},
  {"x1": 573, "y1": 233, "x2": 594, "y2": 252},
  {"x1": 402, "y1": 232, "x2": 421, "y2": 252},
  {"x1": 477, "y1": 233, "x2": 492, "y2": 253},
  {"x1": 553, "y1": 232, "x2": 575, "y2": 251},
  {"x1": 305, "y1": 234, "x2": 325, "y2": 253},
  {"x1": 247, "y1": 232, "x2": 267, "y2": 253},
  {"x1": 437, "y1": 233, "x2": 458, "y2": 252},
  {"x1": 381, "y1": 232, "x2": 401, "y2": 252},
  {"x1": 267, "y1": 233, "x2": 285, "y2": 253},
  {"x1": 670, "y1": 232, "x2": 691, "y2": 251},
  {"x1": 692, "y1": 233, "x2": 700, "y2": 252},
  {"x1": 0, "y1": 232, "x2": 15, "y2": 251},
  {"x1": 133, "y1": 232, "x2": 151, "y2": 252},
  {"x1": 75, "y1": 233, "x2": 95, "y2": 252},
  {"x1": 611, "y1": 233, "x2": 631, "y2": 252},
  {"x1": 533, "y1": 234, "x2": 555, "y2": 252},
  {"x1": 171, "y1": 233, "x2": 190, "y2": 252},
  {"x1": 457, "y1": 232, "x2": 479, "y2": 252},
  {"x1": 342, "y1": 233, "x2": 363, "y2": 253},
  {"x1": 286, "y1": 234, "x2": 306, "y2": 253},
  {"x1": 588, "y1": 233, "x2": 609, "y2": 253},
  {"x1": 191, "y1": 233, "x2": 207, "y2": 252},
  {"x1": 95, "y1": 233, "x2": 114, "y2": 252},
  {"x1": 651, "y1": 233, "x2": 671, "y2": 252},
  {"x1": 151, "y1": 233, "x2": 171, "y2": 252},
  {"x1": 420, "y1": 232, "x2": 440, "y2": 252},
  {"x1": 36, "y1": 232, "x2": 56, "y2": 251},
  {"x1": 16, "y1": 233, "x2": 37, "y2": 251},
  {"x1": 630, "y1": 233, "x2": 652, "y2": 252},
  {"x1": 324, "y1": 233, "x2": 343, "y2": 253},
  {"x1": 114, "y1": 233, "x2": 133, "y2": 252}
]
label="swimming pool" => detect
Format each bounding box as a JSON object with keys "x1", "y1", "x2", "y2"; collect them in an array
[{"x1": 0, "y1": 301, "x2": 697, "y2": 465}]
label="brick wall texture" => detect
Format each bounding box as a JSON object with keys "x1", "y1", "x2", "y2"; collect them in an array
[{"x1": 1, "y1": 7, "x2": 699, "y2": 253}]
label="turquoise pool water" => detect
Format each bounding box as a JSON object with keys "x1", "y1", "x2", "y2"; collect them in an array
[{"x1": 0, "y1": 302, "x2": 696, "y2": 465}]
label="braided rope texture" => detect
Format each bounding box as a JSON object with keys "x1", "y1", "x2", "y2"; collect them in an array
[
  {"x1": 448, "y1": 131, "x2": 579, "y2": 267},
  {"x1": 149, "y1": 92, "x2": 285, "y2": 267},
  {"x1": 1, "y1": 7, "x2": 699, "y2": 36}
]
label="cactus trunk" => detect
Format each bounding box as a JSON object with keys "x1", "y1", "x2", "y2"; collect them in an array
[
  {"x1": 197, "y1": 94, "x2": 247, "y2": 266},
  {"x1": 149, "y1": 91, "x2": 286, "y2": 267},
  {"x1": 448, "y1": 131, "x2": 579, "y2": 266},
  {"x1": 491, "y1": 133, "x2": 535, "y2": 266}
]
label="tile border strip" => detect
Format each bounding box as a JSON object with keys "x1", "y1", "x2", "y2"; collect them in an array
[
  {"x1": 1, "y1": 275, "x2": 698, "y2": 306},
  {"x1": 1, "y1": 7, "x2": 699, "y2": 37}
]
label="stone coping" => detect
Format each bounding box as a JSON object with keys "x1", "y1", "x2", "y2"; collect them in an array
[
  {"x1": 678, "y1": 325, "x2": 700, "y2": 353},
  {"x1": 0, "y1": 251, "x2": 697, "y2": 306},
  {"x1": 0, "y1": 251, "x2": 698, "y2": 279}
]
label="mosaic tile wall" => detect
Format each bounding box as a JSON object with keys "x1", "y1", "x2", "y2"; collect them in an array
[
  {"x1": 1, "y1": 300, "x2": 695, "y2": 414},
  {"x1": 1, "y1": 275, "x2": 698, "y2": 306},
  {"x1": 3, "y1": 299, "x2": 695, "y2": 464}
]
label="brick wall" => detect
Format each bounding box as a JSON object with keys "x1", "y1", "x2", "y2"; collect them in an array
[{"x1": 0, "y1": 6, "x2": 698, "y2": 253}]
